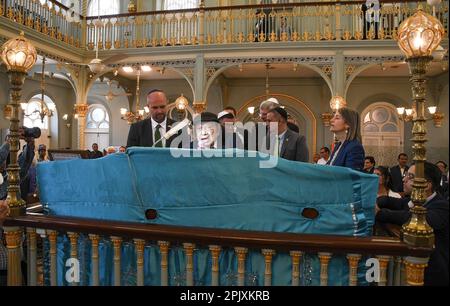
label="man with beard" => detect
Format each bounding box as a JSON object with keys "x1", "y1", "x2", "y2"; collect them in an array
[
  {"x1": 126, "y1": 89, "x2": 176, "y2": 148},
  {"x1": 192, "y1": 112, "x2": 223, "y2": 149}
]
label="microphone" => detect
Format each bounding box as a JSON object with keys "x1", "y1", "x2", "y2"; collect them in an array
[{"x1": 152, "y1": 118, "x2": 190, "y2": 147}]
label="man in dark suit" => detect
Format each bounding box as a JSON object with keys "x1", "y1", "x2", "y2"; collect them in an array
[
  {"x1": 390, "y1": 153, "x2": 409, "y2": 196},
  {"x1": 126, "y1": 89, "x2": 176, "y2": 148},
  {"x1": 376, "y1": 162, "x2": 449, "y2": 286},
  {"x1": 266, "y1": 107, "x2": 309, "y2": 162},
  {"x1": 363, "y1": 156, "x2": 376, "y2": 174}
]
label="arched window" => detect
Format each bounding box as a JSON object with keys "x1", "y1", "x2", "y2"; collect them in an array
[
  {"x1": 23, "y1": 94, "x2": 56, "y2": 130},
  {"x1": 88, "y1": 0, "x2": 120, "y2": 16},
  {"x1": 86, "y1": 104, "x2": 109, "y2": 129},
  {"x1": 361, "y1": 102, "x2": 404, "y2": 166},
  {"x1": 164, "y1": 0, "x2": 199, "y2": 10},
  {"x1": 85, "y1": 104, "x2": 110, "y2": 151}
]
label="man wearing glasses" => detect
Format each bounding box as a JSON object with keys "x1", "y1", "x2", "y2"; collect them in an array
[{"x1": 375, "y1": 162, "x2": 449, "y2": 286}]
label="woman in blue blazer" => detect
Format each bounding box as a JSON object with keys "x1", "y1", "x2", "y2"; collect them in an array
[{"x1": 327, "y1": 108, "x2": 365, "y2": 171}]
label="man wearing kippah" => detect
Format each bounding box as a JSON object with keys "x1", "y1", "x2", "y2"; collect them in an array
[
  {"x1": 217, "y1": 110, "x2": 244, "y2": 149},
  {"x1": 192, "y1": 112, "x2": 223, "y2": 149},
  {"x1": 126, "y1": 89, "x2": 177, "y2": 148},
  {"x1": 266, "y1": 106, "x2": 309, "y2": 162}
]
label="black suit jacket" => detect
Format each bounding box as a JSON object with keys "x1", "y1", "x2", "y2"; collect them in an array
[
  {"x1": 376, "y1": 194, "x2": 449, "y2": 286},
  {"x1": 126, "y1": 118, "x2": 176, "y2": 148},
  {"x1": 279, "y1": 129, "x2": 309, "y2": 162},
  {"x1": 390, "y1": 165, "x2": 409, "y2": 193}
]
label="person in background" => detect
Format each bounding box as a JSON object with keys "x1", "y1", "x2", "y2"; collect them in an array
[
  {"x1": 126, "y1": 89, "x2": 177, "y2": 148},
  {"x1": 223, "y1": 106, "x2": 237, "y2": 118},
  {"x1": 89, "y1": 143, "x2": 103, "y2": 159},
  {"x1": 363, "y1": 156, "x2": 376, "y2": 174},
  {"x1": 37, "y1": 144, "x2": 48, "y2": 162},
  {"x1": 376, "y1": 162, "x2": 448, "y2": 286},
  {"x1": 105, "y1": 146, "x2": 116, "y2": 155},
  {"x1": 374, "y1": 166, "x2": 401, "y2": 198},
  {"x1": 317, "y1": 147, "x2": 330, "y2": 165},
  {"x1": 390, "y1": 153, "x2": 409, "y2": 196},
  {"x1": 327, "y1": 108, "x2": 365, "y2": 171},
  {"x1": 436, "y1": 161, "x2": 448, "y2": 197},
  {"x1": 313, "y1": 153, "x2": 320, "y2": 164},
  {"x1": 266, "y1": 106, "x2": 309, "y2": 162},
  {"x1": 119, "y1": 146, "x2": 126, "y2": 153}
]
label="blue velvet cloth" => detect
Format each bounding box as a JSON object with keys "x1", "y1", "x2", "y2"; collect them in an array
[{"x1": 37, "y1": 148, "x2": 378, "y2": 286}]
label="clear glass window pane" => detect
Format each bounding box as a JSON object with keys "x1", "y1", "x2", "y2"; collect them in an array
[
  {"x1": 381, "y1": 123, "x2": 398, "y2": 132},
  {"x1": 87, "y1": 122, "x2": 97, "y2": 129},
  {"x1": 372, "y1": 107, "x2": 388, "y2": 123},
  {"x1": 91, "y1": 108, "x2": 105, "y2": 122},
  {"x1": 99, "y1": 122, "x2": 109, "y2": 129},
  {"x1": 363, "y1": 123, "x2": 379, "y2": 132},
  {"x1": 364, "y1": 113, "x2": 371, "y2": 123}
]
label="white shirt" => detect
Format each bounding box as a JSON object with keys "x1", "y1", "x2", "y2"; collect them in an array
[
  {"x1": 277, "y1": 130, "x2": 287, "y2": 156},
  {"x1": 317, "y1": 157, "x2": 328, "y2": 165},
  {"x1": 152, "y1": 118, "x2": 167, "y2": 147},
  {"x1": 408, "y1": 192, "x2": 437, "y2": 208}
]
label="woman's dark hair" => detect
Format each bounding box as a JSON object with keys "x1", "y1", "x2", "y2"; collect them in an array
[
  {"x1": 337, "y1": 108, "x2": 361, "y2": 142},
  {"x1": 375, "y1": 166, "x2": 393, "y2": 191}
]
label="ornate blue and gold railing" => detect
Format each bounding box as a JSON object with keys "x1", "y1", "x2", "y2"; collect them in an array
[
  {"x1": 0, "y1": 0, "x2": 82, "y2": 47},
  {"x1": 4, "y1": 214, "x2": 431, "y2": 286},
  {"x1": 1, "y1": 1, "x2": 448, "y2": 51}
]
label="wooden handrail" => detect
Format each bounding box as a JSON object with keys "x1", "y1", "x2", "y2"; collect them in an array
[
  {"x1": 84, "y1": 0, "x2": 429, "y2": 20},
  {"x1": 4, "y1": 214, "x2": 432, "y2": 257}
]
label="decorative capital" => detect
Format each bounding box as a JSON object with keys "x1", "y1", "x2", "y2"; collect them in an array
[
  {"x1": 193, "y1": 102, "x2": 206, "y2": 114},
  {"x1": 74, "y1": 104, "x2": 89, "y2": 117},
  {"x1": 321, "y1": 112, "x2": 333, "y2": 127}
]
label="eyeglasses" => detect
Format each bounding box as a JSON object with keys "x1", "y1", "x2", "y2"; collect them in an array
[{"x1": 404, "y1": 173, "x2": 415, "y2": 180}]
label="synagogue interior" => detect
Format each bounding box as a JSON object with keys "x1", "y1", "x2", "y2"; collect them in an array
[{"x1": 0, "y1": 0, "x2": 448, "y2": 288}]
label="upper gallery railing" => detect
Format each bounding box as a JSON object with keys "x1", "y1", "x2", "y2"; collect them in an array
[
  {"x1": 84, "y1": 0, "x2": 448, "y2": 49},
  {"x1": 0, "y1": 0, "x2": 82, "y2": 48},
  {"x1": 0, "y1": 1, "x2": 448, "y2": 51}
]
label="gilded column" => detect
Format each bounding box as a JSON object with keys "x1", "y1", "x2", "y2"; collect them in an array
[
  {"x1": 26, "y1": 227, "x2": 38, "y2": 286},
  {"x1": 234, "y1": 247, "x2": 248, "y2": 286},
  {"x1": 89, "y1": 234, "x2": 100, "y2": 286},
  {"x1": 74, "y1": 104, "x2": 89, "y2": 150},
  {"x1": 47, "y1": 230, "x2": 58, "y2": 286},
  {"x1": 183, "y1": 243, "x2": 195, "y2": 286},
  {"x1": 290, "y1": 251, "x2": 302, "y2": 286},
  {"x1": 134, "y1": 239, "x2": 145, "y2": 286},
  {"x1": 67, "y1": 232, "x2": 79, "y2": 286},
  {"x1": 318, "y1": 252, "x2": 332, "y2": 286},
  {"x1": 262, "y1": 249, "x2": 276, "y2": 286},
  {"x1": 209, "y1": 245, "x2": 221, "y2": 286},
  {"x1": 346, "y1": 253, "x2": 361, "y2": 286},
  {"x1": 376, "y1": 255, "x2": 391, "y2": 286},
  {"x1": 5, "y1": 227, "x2": 22, "y2": 286},
  {"x1": 404, "y1": 256, "x2": 428, "y2": 286},
  {"x1": 158, "y1": 241, "x2": 170, "y2": 286},
  {"x1": 111, "y1": 236, "x2": 122, "y2": 286},
  {"x1": 193, "y1": 54, "x2": 207, "y2": 113}
]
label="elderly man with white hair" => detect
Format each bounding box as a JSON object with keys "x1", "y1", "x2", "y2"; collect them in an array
[{"x1": 259, "y1": 97, "x2": 279, "y2": 123}]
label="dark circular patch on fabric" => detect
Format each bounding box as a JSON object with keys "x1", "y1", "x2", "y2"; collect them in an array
[
  {"x1": 145, "y1": 209, "x2": 158, "y2": 220},
  {"x1": 301, "y1": 208, "x2": 319, "y2": 219}
]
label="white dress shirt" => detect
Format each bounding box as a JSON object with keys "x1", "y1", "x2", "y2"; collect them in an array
[{"x1": 152, "y1": 118, "x2": 167, "y2": 147}]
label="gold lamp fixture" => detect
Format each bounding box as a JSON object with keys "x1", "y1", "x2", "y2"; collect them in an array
[
  {"x1": 329, "y1": 95, "x2": 347, "y2": 111},
  {"x1": 396, "y1": 105, "x2": 444, "y2": 127},
  {"x1": 1, "y1": 32, "x2": 37, "y2": 220},
  {"x1": 120, "y1": 68, "x2": 148, "y2": 124},
  {"x1": 20, "y1": 56, "x2": 54, "y2": 123},
  {"x1": 396, "y1": 6, "x2": 444, "y2": 285}
]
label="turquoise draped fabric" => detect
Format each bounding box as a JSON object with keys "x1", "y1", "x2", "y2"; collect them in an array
[{"x1": 37, "y1": 148, "x2": 378, "y2": 286}]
